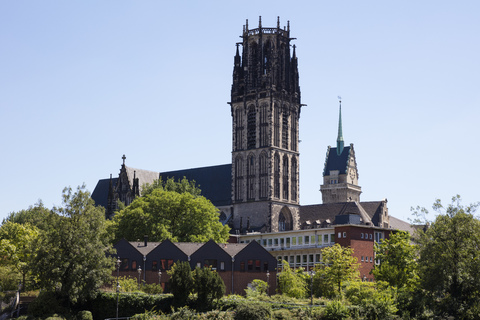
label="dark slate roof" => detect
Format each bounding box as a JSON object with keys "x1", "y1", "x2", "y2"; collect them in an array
[
  {"x1": 300, "y1": 201, "x2": 382, "y2": 226},
  {"x1": 160, "y1": 164, "x2": 232, "y2": 207},
  {"x1": 389, "y1": 216, "x2": 415, "y2": 234},
  {"x1": 174, "y1": 242, "x2": 205, "y2": 256},
  {"x1": 323, "y1": 146, "x2": 350, "y2": 176},
  {"x1": 222, "y1": 243, "x2": 248, "y2": 257},
  {"x1": 91, "y1": 177, "x2": 118, "y2": 208}
]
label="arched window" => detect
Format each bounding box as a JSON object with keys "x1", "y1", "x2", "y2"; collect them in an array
[
  {"x1": 235, "y1": 156, "x2": 244, "y2": 201},
  {"x1": 283, "y1": 155, "x2": 289, "y2": 200},
  {"x1": 274, "y1": 107, "x2": 280, "y2": 147},
  {"x1": 235, "y1": 108, "x2": 244, "y2": 150},
  {"x1": 259, "y1": 104, "x2": 268, "y2": 147},
  {"x1": 278, "y1": 207, "x2": 293, "y2": 231},
  {"x1": 274, "y1": 153, "x2": 280, "y2": 198},
  {"x1": 282, "y1": 108, "x2": 289, "y2": 149},
  {"x1": 291, "y1": 111, "x2": 297, "y2": 151},
  {"x1": 247, "y1": 154, "x2": 255, "y2": 200},
  {"x1": 291, "y1": 157, "x2": 297, "y2": 202},
  {"x1": 259, "y1": 152, "x2": 268, "y2": 199},
  {"x1": 247, "y1": 105, "x2": 256, "y2": 149}
]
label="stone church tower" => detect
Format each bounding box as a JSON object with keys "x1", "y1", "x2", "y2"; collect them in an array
[
  {"x1": 230, "y1": 17, "x2": 302, "y2": 232},
  {"x1": 320, "y1": 101, "x2": 362, "y2": 203}
]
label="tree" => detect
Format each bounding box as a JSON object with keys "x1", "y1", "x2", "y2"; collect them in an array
[
  {"x1": 2, "y1": 201, "x2": 51, "y2": 231},
  {"x1": 193, "y1": 266, "x2": 225, "y2": 310},
  {"x1": 316, "y1": 244, "x2": 359, "y2": 297},
  {"x1": 168, "y1": 261, "x2": 194, "y2": 306},
  {"x1": 0, "y1": 221, "x2": 39, "y2": 289},
  {"x1": 31, "y1": 185, "x2": 114, "y2": 305},
  {"x1": 277, "y1": 260, "x2": 307, "y2": 298},
  {"x1": 141, "y1": 177, "x2": 201, "y2": 197},
  {"x1": 372, "y1": 230, "x2": 418, "y2": 289},
  {"x1": 415, "y1": 195, "x2": 480, "y2": 318},
  {"x1": 112, "y1": 188, "x2": 230, "y2": 243}
]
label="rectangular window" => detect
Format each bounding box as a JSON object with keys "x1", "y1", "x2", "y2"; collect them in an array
[
  {"x1": 309, "y1": 254, "x2": 314, "y2": 263},
  {"x1": 240, "y1": 262, "x2": 245, "y2": 272},
  {"x1": 298, "y1": 237, "x2": 303, "y2": 245},
  {"x1": 292, "y1": 237, "x2": 297, "y2": 245},
  {"x1": 289, "y1": 256, "x2": 294, "y2": 264},
  {"x1": 296, "y1": 255, "x2": 301, "y2": 264},
  {"x1": 167, "y1": 259, "x2": 174, "y2": 270},
  {"x1": 152, "y1": 260, "x2": 158, "y2": 271},
  {"x1": 361, "y1": 256, "x2": 364, "y2": 262},
  {"x1": 248, "y1": 260, "x2": 253, "y2": 271},
  {"x1": 315, "y1": 254, "x2": 321, "y2": 262},
  {"x1": 369, "y1": 234, "x2": 373, "y2": 240},
  {"x1": 331, "y1": 234, "x2": 335, "y2": 242},
  {"x1": 264, "y1": 261, "x2": 268, "y2": 271},
  {"x1": 274, "y1": 238, "x2": 279, "y2": 246},
  {"x1": 338, "y1": 232, "x2": 342, "y2": 239},
  {"x1": 255, "y1": 260, "x2": 261, "y2": 271},
  {"x1": 280, "y1": 238, "x2": 285, "y2": 247},
  {"x1": 220, "y1": 261, "x2": 225, "y2": 271},
  {"x1": 304, "y1": 236, "x2": 309, "y2": 244},
  {"x1": 197, "y1": 262, "x2": 201, "y2": 268},
  {"x1": 262, "y1": 239, "x2": 267, "y2": 246},
  {"x1": 303, "y1": 255, "x2": 307, "y2": 263},
  {"x1": 268, "y1": 239, "x2": 272, "y2": 246},
  {"x1": 132, "y1": 260, "x2": 137, "y2": 270},
  {"x1": 343, "y1": 232, "x2": 347, "y2": 238},
  {"x1": 370, "y1": 257, "x2": 373, "y2": 263},
  {"x1": 323, "y1": 234, "x2": 329, "y2": 244},
  {"x1": 311, "y1": 236, "x2": 316, "y2": 244},
  {"x1": 286, "y1": 238, "x2": 291, "y2": 247},
  {"x1": 361, "y1": 233, "x2": 364, "y2": 239}
]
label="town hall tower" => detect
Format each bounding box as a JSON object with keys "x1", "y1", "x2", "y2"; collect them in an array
[{"x1": 230, "y1": 17, "x2": 302, "y2": 232}]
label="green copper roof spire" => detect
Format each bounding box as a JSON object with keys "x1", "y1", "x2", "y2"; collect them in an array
[{"x1": 336, "y1": 97, "x2": 344, "y2": 156}]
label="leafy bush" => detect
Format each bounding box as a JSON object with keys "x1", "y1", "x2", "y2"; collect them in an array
[
  {"x1": 142, "y1": 283, "x2": 163, "y2": 295},
  {"x1": 194, "y1": 267, "x2": 225, "y2": 311},
  {"x1": 28, "y1": 291, "x2": 70, "y2": 317},
  {"x1": 345, "y1": 281, "x2": 397, "y2": 319},
  {"x1": 113, "y1": 276, "x2": 141, "y2": 293},
  {"x1": 272, "y1": 309, "x2": 293, "y2": 319},
  {"x1": 323, "y1": 300, "x2": 349, "y2": 320},
  {"x1": 168, "y1": 261, "x2": 194, "y2": 306},
  {"x1": 245, "y1": 279, "x2": 268, "y2": 298},
  {"x1": 76, "y1": 310, "x2": 93, "y2": 320},
  {"x1": 234, "y1": 302, "x2": 271, "y2": 320}
]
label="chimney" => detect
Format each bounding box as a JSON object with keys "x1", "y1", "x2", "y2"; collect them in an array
[{"x1": 144, "y1": 235, "x2": 148, "y2": 247}]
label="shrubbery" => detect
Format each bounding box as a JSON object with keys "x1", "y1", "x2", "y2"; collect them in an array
[{"x1": 234, "y1": 302, "x2": 272, "y2": 320}]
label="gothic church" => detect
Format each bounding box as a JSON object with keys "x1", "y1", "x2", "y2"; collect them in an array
[{"x1": 92, "y1": 17, "x2": 405, "y2": 235}]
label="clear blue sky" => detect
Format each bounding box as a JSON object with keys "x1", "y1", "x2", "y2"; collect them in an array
[{"x1": 1, "y1": 1, "x2": 479, "y2": 223}]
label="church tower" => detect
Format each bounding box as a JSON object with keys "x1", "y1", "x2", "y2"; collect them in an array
[
  {"x1": 230, "y1": 17, "x2": 302, "y2": 232},
  {"x1": 320, "y1": 100, "x2": 362, "y2": 203}
]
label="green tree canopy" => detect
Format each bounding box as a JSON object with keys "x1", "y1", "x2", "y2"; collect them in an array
[
  {"x1": 2, "y1": 201, "x2": 52, "y2": 230},
  {"x1": 32, "y1": 185, "x2": 114, "y2": 305},
  {"x1": 372, "y1": 230, "x2": 418, "y2": 289},
  {"x1": 112, "y1": 188, "x2": 230, "y2": 243},
  {"x1": 193, "y1": 266, "x2": 225, "y2": 310},
  {"x1": 316, "y1": 244, "x2": 360, "y2": 296},
  {"x1": 168, "y1": 261, "x2": 194, "y2": 306},
  {"x1": 415, "y1": 195, "x2": 480, "y2": 318},
  {"x1": 277, "y1": 260, "x2": 307, "y2": 298},
  {"x1": 0, "y1": 221, "x2": 39, "y2": 288},
  {"x1": 141, "y1": 176, "x2": 201, "y2": 197}
]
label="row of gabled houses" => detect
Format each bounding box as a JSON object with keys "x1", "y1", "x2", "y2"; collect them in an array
[{"x1": 114, "y1": 237, "x2": 277, "y2": 295}]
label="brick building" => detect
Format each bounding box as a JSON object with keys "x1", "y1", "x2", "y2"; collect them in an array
[{"x1": 113, "y1": 237, "x2": 277, "y2": 295}]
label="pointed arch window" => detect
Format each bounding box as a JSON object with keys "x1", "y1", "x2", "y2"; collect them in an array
[
  {"x1": 259, "y1": 104, "x2": 268, "y2": 147},
  {"x1": 283, "y1": 155, "x2": 289, "y2": 200},
  {"x1": 291, "y1": 111, "x2": 297, "y2": 151},
  {"x1": 259, "y1": 152, "x2": 268, "y2": 199},
  {"x1": 247, "y1": 154, "x2": 255, "y2": 200},
  {"x1": 235, "y1": 156, "x2": 244, "y2": 201},
  {"x1": 235, "y1": 108, "x2": 244, "y2": 150},
  {"x1": 282, "y1": 109, "x2": 289, "y2": 149},
  {"x1": 291, "y1": 157, "x2": 297, "y2": 202},
  {"x1": 247, "y1": 105, "x2": 256, "y2": 149},
  {"x1": 278, "y1": 207, "x2": 293, "y2": 231},
  {"x1": 274, "y1": 153, "x2": 280, "y2": 199},
  {"x1": 274, "y1": 107, "x2": 280, "y2": 147}
]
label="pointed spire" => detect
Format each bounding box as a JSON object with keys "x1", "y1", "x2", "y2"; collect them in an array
[
  {"x1": 292, "y1": 44, "x2": 296, "y2": 58},
  {"x1": 122, "y1": 154, "x2": 126, "y2": 165},
  {"x1": 277, "y1": 16, "x2": 280, "y2": 28},
  {"x1": 336, "y1": 97, "x2": 344, "y2": 156},
  {"x1": 259, "y1": 16, "x2": 262, "y2": 28}
]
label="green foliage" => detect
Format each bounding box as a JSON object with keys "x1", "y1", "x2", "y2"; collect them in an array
[
  {"x1": 415, "y1": 195, "x2": 480, "y2": 318},
  {"x1": 142, "y1": 177, "x2": 202, "y2": 198},
  {"x1": 75, "y1": 310, "x2": 92, "y2": 320},
  {"x1": 31, "y1": 185, "x2": 115, "y2": 304},
  {"x1": 112, "y1": 188, "x2": 230, "y2": 243},
  {"x1": 168, "y1": 261, "x2": 194, "y2": 305},
  {"x1": 277, "y1": 260, "x2": 307, "y2": 298},
  {"x1": 0, "y1": 265, "x2": 21, "y2": 291},
  {"x1": 323, "y1": 300, "x2": 349, "y2": 320},
  {"x1": 115, "y1": 276, "x2": 141, "y2": 293},
  {"x1": 245, "y1": 279, "x2": 268, "y2": 298},
  {"x1": 345, "y1": 281, "x2": 397, "y2": 320},
  {"x1": 0, "y1": 221, "x2": 39, "y2": 288},
  {"x1": 234, "y1": 302, "x2": 272, "y2": 320},
  {"x1": 27, "y1": 291, "x2": 70, "y2": 317},
  {"x1": 2, "y1": 201, "x2": 51, "y2": 230},
  {"x1": 142, "y1": 283, "x2": 164, "y2": 294},
  {"x1": 194, "y1": 267, "x2": 225, "y2": 310},
  {"x1": 372, "y1": 230, "x2": 418, "y2": 289},
  {"x1": 316, "y1": 244, "x2": 360, "y2": 297}
]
